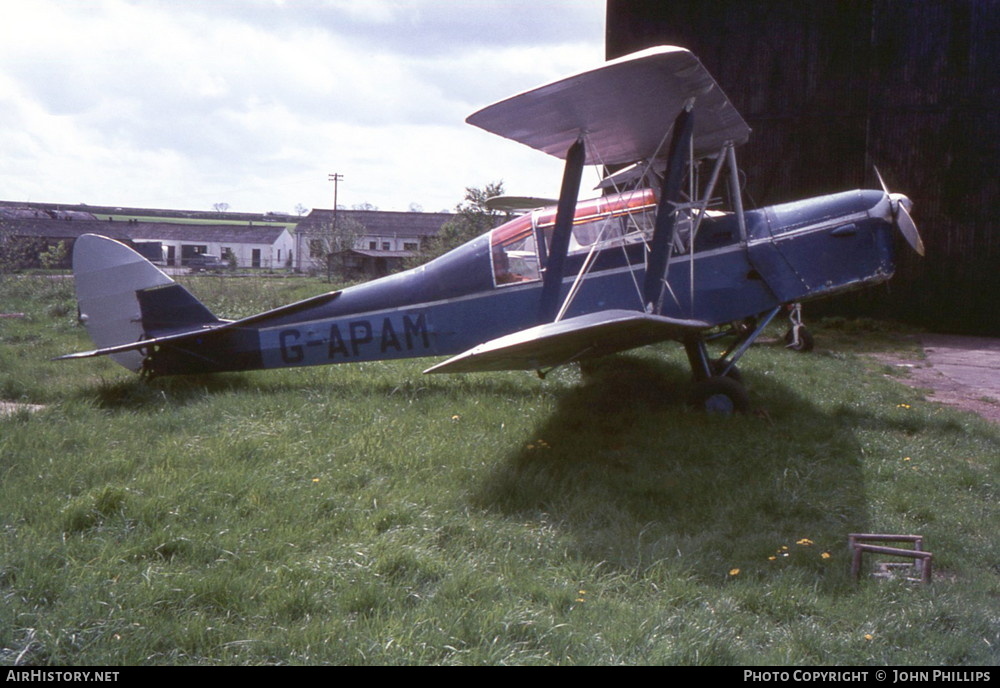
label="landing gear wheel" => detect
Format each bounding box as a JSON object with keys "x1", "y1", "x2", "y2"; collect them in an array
[
  {"x1": 688, "y1": 376, "x2": 750, "y2": 415},
  {"x1": 784, "y1": 327, "x2": 814, "y2": 352}
]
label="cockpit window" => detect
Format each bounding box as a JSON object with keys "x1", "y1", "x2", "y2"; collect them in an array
[
  {"x1": 490, "y1": 189, "x2": 658, "y2": 287},
  {"x1": 490, "y1": 215, "x2": 539, "y2": 284}
]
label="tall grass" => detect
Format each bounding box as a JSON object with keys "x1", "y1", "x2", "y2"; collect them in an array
[{"x1": 1, "y1": 275, "x2": 997, "y2": 665}]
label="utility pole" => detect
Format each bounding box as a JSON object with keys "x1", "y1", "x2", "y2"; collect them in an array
[
  {"x1": 328, "y1": 173, "x2": 343, "y2": 231},
  {"x1": 327, "y1": 173, "x2": 344, "y2": 283}
]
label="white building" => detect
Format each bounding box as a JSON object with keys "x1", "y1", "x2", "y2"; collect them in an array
[
  {"x1": 127, "y1": 222, "x2": 295, "y2": 269},
  {"x1": 293, "y1": 208, "x2": 452, "y2": 274}
]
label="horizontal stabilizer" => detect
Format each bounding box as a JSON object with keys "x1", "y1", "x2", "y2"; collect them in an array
[
  {"x1": 138, "y1": 283, "x2": 223, "y2": 333},
  {"x1": 57, "y1": 290, "x2": 341, "y2": 362},
  {"x1": 55, "y1": 324, "x2": 232, "y2": 361},
  {"x1": 424, "y1": 309, "x2": 709, "y2": 374},
  {"x1": 467, "y1": 46, "x2": 749, "y2": 165}
]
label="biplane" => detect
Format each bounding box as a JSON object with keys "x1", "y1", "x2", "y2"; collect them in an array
[{"x1": 59, "y1": 46, "x2": 922, "y2": 413}]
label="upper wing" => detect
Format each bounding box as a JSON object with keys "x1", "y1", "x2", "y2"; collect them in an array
[
  {"x1": 467, "y1": 46, "x2": 750, "y2": 165},
  {"x1": 424, "y1": 309, "x2": 709, "y2": 374}
]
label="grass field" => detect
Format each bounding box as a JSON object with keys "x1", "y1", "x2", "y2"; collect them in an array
[
  {"x1": 91, "y1": 214, "x2": 298, "y2": 230},
  {"x1": 1, "y1": 274, "x2": 997, "y2": 665}
]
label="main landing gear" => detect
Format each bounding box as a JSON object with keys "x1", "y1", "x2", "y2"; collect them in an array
[
  {"x1": 684, "y1": 305, "x2": 783, "y2": 415},
  {"x1": 688, "y1": 374, "x2": 749, "y2": 415}
]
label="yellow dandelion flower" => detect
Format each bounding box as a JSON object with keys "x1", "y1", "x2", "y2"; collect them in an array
[
  {"x1": 311, "y1": 478, "x2": 320, "y2": 483},
  {"x1": 796, "y1": 538, "x2": 814, "y2": 546},
  {"x1": 821, "y1": 551, "x2": 831, "y2": 559},
  {"x1": 779, "y1": 545, "x2": 789, "y2": 551},
  {"x1": 575, "y1": 598, "x2": 586, "y2": 603},
  {"x1": 451, "y1": 414, "x2": 461, "y2": 421},
  {"x1": 864, "y1": 633, "x2": 873, "y2": 641},
  {"x1": 897, "y1": 403, "x2": 911, "y2": 409},
  {"x1": 903, "y1": 456, "x2": 911, "y2": 461},
  {"x1": 768, "y1": 555, "x2": 777, "y2": 561},
  {"x1": 729, "y1": 568, "x2": 740, "y2": 576}
]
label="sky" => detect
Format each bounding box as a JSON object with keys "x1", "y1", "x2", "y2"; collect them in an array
[{"x1": 1, "y1": 0, "x2": 606, "y2": 215}]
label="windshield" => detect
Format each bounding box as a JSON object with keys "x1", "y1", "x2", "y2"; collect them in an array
[{"x1": 490, "y1": 189, "x2": 657, "y2": 287}]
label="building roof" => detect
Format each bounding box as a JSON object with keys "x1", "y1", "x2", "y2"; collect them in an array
[
  {"x1": 1, "y1": 217, "x2": 289, "y2": 245},
  {"x1": 1, "y1": 219, "x2": 131, "y2": 242},
  {"x1": 0, "y1": 199, "x2": 298, "y2": 224},
  {"x1": 125, "y1": 222, "x2": 290, "y2": 244},
  {"x1": 0, "y1": 207, "x2": 97, "y2": 221},
  {"x1": 298, "y1": 209, "x2": 451, "y2": 238},
  {"x1": 342, "y1": 248, "x2": 415, "y2": 259}
]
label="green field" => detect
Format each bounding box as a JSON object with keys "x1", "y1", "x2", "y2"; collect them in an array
[
  {"x1": 93, "y1": 214, "x2": 298, "y2": 230},
  {"x1": 1, "y1": 275, "x2": 997, "y2": 665}
]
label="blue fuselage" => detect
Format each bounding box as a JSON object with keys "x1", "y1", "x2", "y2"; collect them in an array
[{"x1": 152, "y1": 189, "x2": 896, "y2": 376}]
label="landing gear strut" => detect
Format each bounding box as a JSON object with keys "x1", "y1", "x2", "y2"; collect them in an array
[{"x1": 683, "y1": 305, "x2": 783, "y2": 414}]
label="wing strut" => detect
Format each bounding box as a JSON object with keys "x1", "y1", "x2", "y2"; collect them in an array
[
  {"x1": 538, "y1": 138, "x2": 585, "y2": 324},
  {"x1": 642, "y1": 104, "x2": 695, "y2": 313}
]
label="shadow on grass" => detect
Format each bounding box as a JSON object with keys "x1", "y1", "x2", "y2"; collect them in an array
[
  {"x1": 81, "y1": 374, "x2": 256, "y2": 411},
  {"x1": 78, "y1": 360, "x2": 553, "y2": 413},
  {"x1": 471, "y1": 354, "x2": 871, "y2": 582}
]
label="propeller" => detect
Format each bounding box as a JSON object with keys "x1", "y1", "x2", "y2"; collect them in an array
[{"x1": 874, "y1": 167, "x2": 924, "y2": 256}]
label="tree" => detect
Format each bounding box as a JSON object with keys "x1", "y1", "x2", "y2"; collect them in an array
[
  {"x1": 414, "y1": 181, "x2": 506, "y2": 264},
  {"x1": 294, "y1": 203, "x2": 309, "y2": 217},
  {"x1": 39, "y1": 241, "x2": 68, "y2": 269},
  {"x1": 305, "y1": 214, "x2": 367, "y2": 275},
  {"x1": 212, "y1": 202, "x2": 230, "y2": 214}
]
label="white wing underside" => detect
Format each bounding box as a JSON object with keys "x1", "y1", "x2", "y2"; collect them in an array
[
  {"x1": 424, "y1": 310, "x2": 709, "y2": 375},
  {"x1": 467, "y1": 46, "x2": 750, "y2": 165}
]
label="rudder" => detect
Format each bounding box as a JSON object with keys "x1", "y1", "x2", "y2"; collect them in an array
[{"x1": 72, "y1": 234, "x2": 220, "y2": 372}]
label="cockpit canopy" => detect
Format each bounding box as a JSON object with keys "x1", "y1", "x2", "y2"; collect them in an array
[{"x1": 489, "y1": 188, "x2": 740, "y2": 287}]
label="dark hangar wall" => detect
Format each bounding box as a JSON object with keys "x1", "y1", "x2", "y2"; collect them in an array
[{"x1": 606, "y1": 0, "x2": 999, "y2": 334}]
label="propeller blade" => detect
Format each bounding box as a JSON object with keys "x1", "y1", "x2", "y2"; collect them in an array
[
  {"x1": 874, "y1": 166, "x2": 890, "y2": 195},
  {"x1": 895, "y1": 201, "x2": 925, "y2": 256},
  {"x1": 873, "y1": 166, "x2": 924, "y2": 256}
]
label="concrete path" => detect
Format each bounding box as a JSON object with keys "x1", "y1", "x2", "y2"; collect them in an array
[
  {"x1": 885, "y1": 334, "x2": 1000, "y2": 424},
  {"x1": 0, "y1": 402, "x2": 45, "y2": 416}
]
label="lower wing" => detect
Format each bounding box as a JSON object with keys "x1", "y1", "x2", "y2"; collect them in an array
[{"x1": 424, "y1": 309, "x2": 709, "y2": 374}]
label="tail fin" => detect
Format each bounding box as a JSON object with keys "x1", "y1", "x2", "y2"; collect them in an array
[{"x1": 73, "y1": 234, "x2": 221, "y2": 372}]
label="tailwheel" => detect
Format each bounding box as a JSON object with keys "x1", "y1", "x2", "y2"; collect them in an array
[
  {"x1": 783, "y1": 302, "x2": 814, "y2": 352},
  {"x1": 784, "y1": 326, "x2": 814, "y2": 352},
  {"x1": 688, "y1": 376, "x2": 750, "y2": 415}
]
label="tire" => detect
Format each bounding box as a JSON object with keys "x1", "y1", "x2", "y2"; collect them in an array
[
  {"x1": 784, "y1": 327, "x2": 814, "y2": 353},
  {"x1": 688, "y1": 376, "x2": 750, "y2": 415}
]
